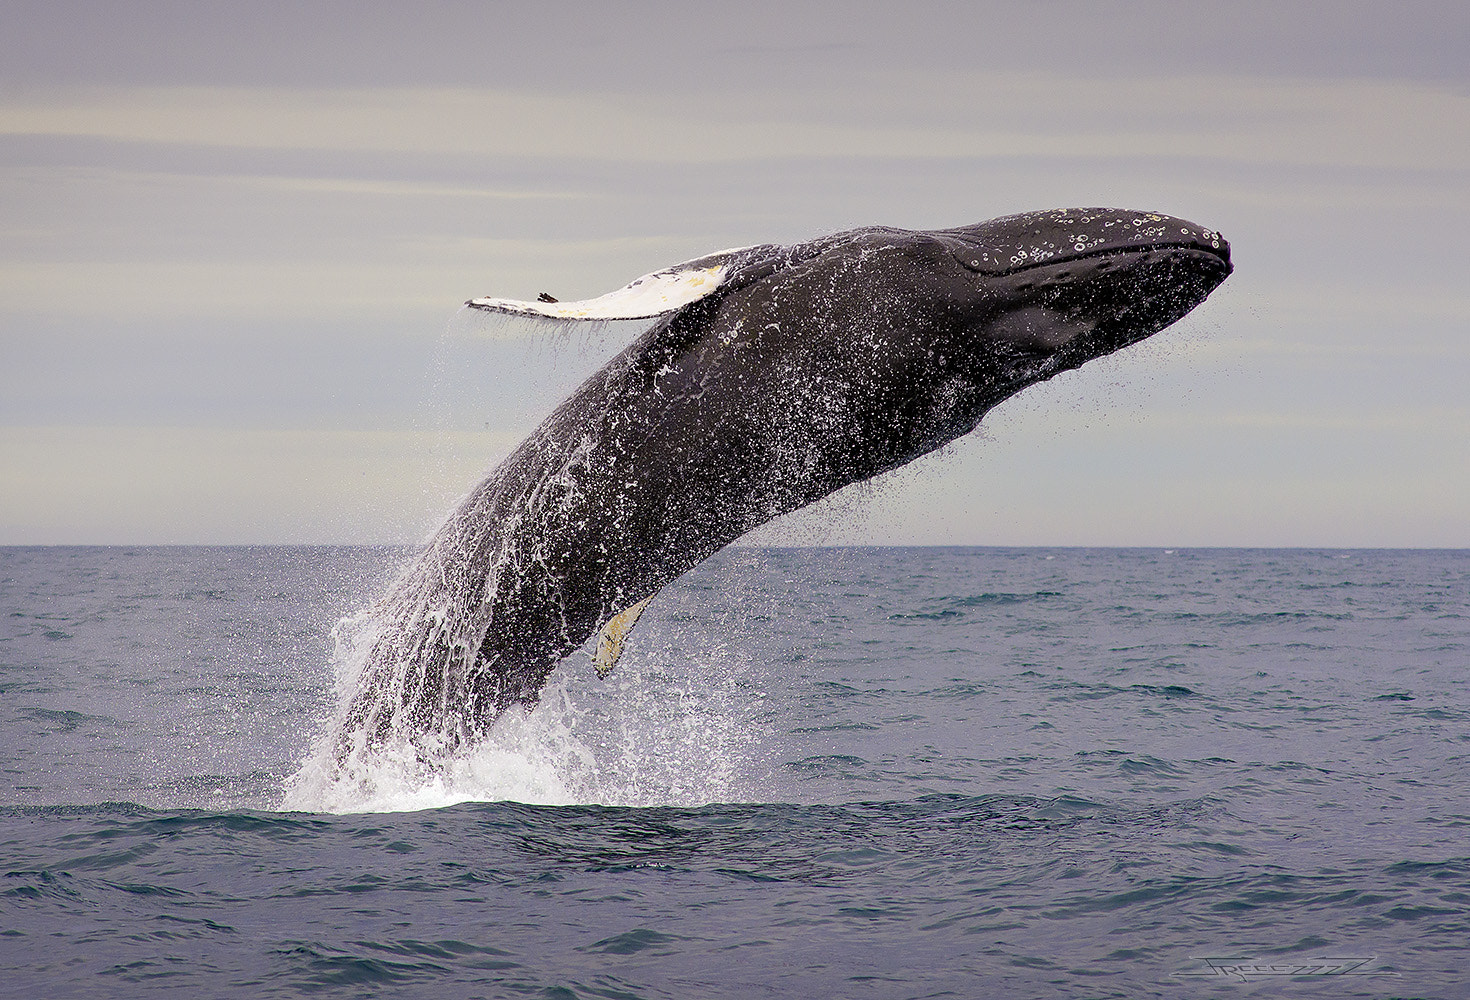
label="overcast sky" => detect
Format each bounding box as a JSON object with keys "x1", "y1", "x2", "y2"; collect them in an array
[{"x1": 2, "y1": 1, "x2": 1466, "y2": 546}]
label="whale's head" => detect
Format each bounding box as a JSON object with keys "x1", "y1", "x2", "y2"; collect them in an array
[
  {"x1": 465, "y1": 207, "x2": 1229, "y2": 389},
  {"x1": 928, "y1": 208, "x2": 1232, "y2": 384}
]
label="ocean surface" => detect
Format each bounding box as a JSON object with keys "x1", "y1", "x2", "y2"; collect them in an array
[{"x1": 1, "y1": 545, "x2": 1466, "y2": 998}]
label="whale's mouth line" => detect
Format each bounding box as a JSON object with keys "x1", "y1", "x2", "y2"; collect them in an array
[{"x1": 998, "y1": 241, "x2": 1232, "y2": 279}]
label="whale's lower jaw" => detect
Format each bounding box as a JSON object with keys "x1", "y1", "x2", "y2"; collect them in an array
[{"x1": 1029, "y1": 246, "x2": 1232, "y2": 379}]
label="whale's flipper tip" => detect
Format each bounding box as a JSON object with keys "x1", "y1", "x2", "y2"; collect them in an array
[{"x1": 593, "y1": 595, "x2": 655, "y2": 678}]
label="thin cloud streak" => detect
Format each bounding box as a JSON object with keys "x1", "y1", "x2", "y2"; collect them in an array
[
  {"x1": 2, "y1": 76, "x2": 1463, "y2": 170},
  {"x1": 138, "y1": 170, "x2": 589, "y2": 201}
]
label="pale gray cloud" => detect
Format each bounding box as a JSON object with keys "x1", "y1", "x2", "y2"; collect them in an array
[
  {"x1": 0, "y1": 425, "x2": 521, "y2": 544},
  {"x1": 3, "y1": 75, "x2": 1463, "y2": 170}
]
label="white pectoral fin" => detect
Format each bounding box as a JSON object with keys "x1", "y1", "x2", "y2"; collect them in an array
[
  {"x1": 465, "y1": 246, "x2": 760, "y2": 320},
  {"x1": 593, "y1": 595, "x2": 655, "y2": 678}
]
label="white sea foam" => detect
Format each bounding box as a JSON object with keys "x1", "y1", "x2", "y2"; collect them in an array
[
  {"x1": 282, "y1": 681, "x2": 597, "y2": 812},
  {"x1": 281, "y1": 605, "x2": 769, "y2": 814}
]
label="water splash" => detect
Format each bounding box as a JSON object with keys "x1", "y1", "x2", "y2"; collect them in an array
[
  {"x1": 281, "y1": 583, "x2": 773, "y2": 814},
  {"x1": 282, "y1": 672, "x2": 600, "y2": 812},
  {"x1": 279, "y1": 303, "x2": 788, "y2": 814}
]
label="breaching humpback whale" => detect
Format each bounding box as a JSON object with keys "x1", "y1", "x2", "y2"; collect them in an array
[{"x1": 340, "y1": 208, "x2": 1231, "y2": 753}]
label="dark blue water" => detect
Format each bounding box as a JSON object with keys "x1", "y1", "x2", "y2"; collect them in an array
[{"x1": 2, "y1": 546, "x2": 1467, "y2": 997}]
